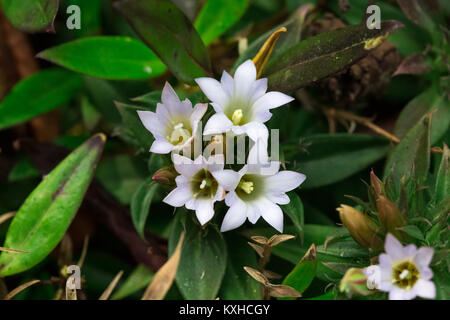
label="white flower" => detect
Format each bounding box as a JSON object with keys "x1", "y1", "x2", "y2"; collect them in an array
[
  {"x1": 212, "y1": 146, "x2": 306, "y2": 232},
  {"x1": 195, "y1": 60, "x2": 294, "y2": 141},
  {"x1": 137, "y1": 82, "x2": 207, "y2": 154},
  {"x1": 163, "y1": 154, "x2": 225, "y2": 226},
  {"x1": 363, "y1": 265, "x2": 381, "y2": 290},
  {"x1": 377, "y1": 233, "x2": 436, "y2": 300}
]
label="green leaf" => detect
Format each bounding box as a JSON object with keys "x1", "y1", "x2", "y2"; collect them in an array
[
  {"x1": 0, "y1": 134, "x2": 106, "y2": 276},
  {"x1": 8, "y1": 157, "x2": 39, "y2": 182},
  {"x1": 194, "y1": 0, "x2": 251, "y2": 46},
  {"x1": 384, "y1": 114, "x2": 431, "y2": 189},
  {"x1": 37, "y1": 37, "x2": 166, "y2": 80},
  {"x1": 435, "y1": 145, "x2": 450, "y2": 204},
  {"x1": 111, "y1": 264, "x2": 154, "y2": 300},
  {"x1": 281, "y1": 244, "x2": 317, "y2": 299},
  {"x1": 286, "y1": 134, "x2": 389, "y2": 189},
  {"x1": 264, "y1": 20, "x2": 404, "y2": 92},
  {"x1": 131, "y1": 177, "x2": 159, "y2": 238},
  {"x1": 116, "y1": 102, "x2": 155, "y2": 151},
  {"x1": 219, "y1": 235, "x2": 261, "y2": 300},
  {"x1": 281, "y1": 193, "x2": 304, "y2": 243},
  {"x1": 0, "y1": 0, "x2": 59, "y2": 33},
  {"x1": 115, "y1": 0, "x2": 212, "y2": 84},
  {"x1": 0, "y1": 69, "x2": 82, "y2": 130},
  {"x1": 397, "y1": 225, "x2": 425, "y2": 241},
  {"x1": 394, "y1": 86, "x2": 450, "y2": 145},
  {"x1": 169, "y1": 211, "x2": 227, "y2": 299}
]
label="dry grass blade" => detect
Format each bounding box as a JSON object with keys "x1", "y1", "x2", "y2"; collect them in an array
[
  {"x1": 252, "y1": 27, "x2": 287, "y2": 78},
  {"x1": 4, "y1": 280, "x2": 40, "y2": 300},
  {"x1": 0, "y1": 247, "x2": 26, "y2": 254},
  {"x1": 141, "y1": 232, "x2": 185, "y2": 300},
  {"x1": 77, "y1": 235, "x2": 89, "y2": 268},
  {"x1": 243, "y1": 266, "x2": 268, "y2": 285},
  {"x1": 268, "y1": 234, "x2": 295, "y2": 247},
  {"x1": 250, "y1": 236, "x2": 268, "y2": 245},
  {"x1": 248, "y1": 242, "x2": 264, "y2": 258},
  {"x1": 0, "y1": 212, "x2": 15, "y2": 225},
  {"x1": 268, "y1": 284, "x2": 301, "y2": 298},
  {"x1": 99, "y1": 270, "x2": 124, "y2": 300}
]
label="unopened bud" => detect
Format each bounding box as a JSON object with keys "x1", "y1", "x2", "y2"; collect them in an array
[
  {"x1": 375, "y1": 196, "x2": 408, "y2": 240},
  {"x1": 337, "y1": 205, "x2": 384, "y2": 251},
  {"x1": 370, "y1": 170, "x2": 385, "y2": 200},
  {"x1": 152, "y1": 166, "x2": 177, "y2": 186},
  {"x1": 339, "y1": 268, "x2": 373, "y2": 297}
]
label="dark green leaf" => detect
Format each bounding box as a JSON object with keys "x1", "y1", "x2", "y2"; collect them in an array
[
  {"x1": 111, "y1": 265, "x2": 154, "y2": 300},
  {"x1": 397, "y1": 225, "x2": 425, "y2": 241},
  {"x1": 131, "y1": 177, "x2": 159, "y2": 238},
  {"x1": 281, "y1": 244, "x2": 317, "y2": 299},
  {"x1": 0, "y1": 0, "x2": 59, "y2": 33},
  {"x1": 435, "y1": 145, "x2": 450, "y2": 204},
  {"x1": 115, "y1": 0, "x2": 212, "y2": 84},
  {"x1": 219, "y1": 235, "x2": 261, "y2": 300},
  {"x1": 384, "y1": 114, "x2": 431, "y2": 189},
  {"x1": 287, "y1": 134, "x2": 389, "y2": 189},
  {"x1": 0, "y1": 134, "x2": 105, "y2": 276},
  {"x1": 8, "y1": 157, "x2": 39, "y2": 182},
  {"x1": 264, "y1": 20, "x2": 403, "y2": 92},
  {"x1": 281, "y1": 193, "x2": 304, "y2": 243},
  {"x1": 38, "y1": 37, "x2": 166, "y2": 80},
  {"x1": 0, "y1": 69, "x2": 82, "y2": 130},
  {"x1": 169, "y1": 211, "x2": 227, "y2": 299},
  {"x1": 394, "y1": 86, "x2": 450, "y2": 145},
  {"x1": 194, "y1": 0, "x2": 251, "y2": 46}
]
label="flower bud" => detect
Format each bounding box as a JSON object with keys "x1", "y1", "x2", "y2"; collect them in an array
[
  {"x1": 339, "y1": 268, "x2": 373, "y2": 297},
  {"x1": 370, "y1": 170, "x2": 385, "y2": 200},
  {"x1": 375, "y1": 196, "x2": 408, "y2": 240},
  {"x1": 152, "y1": 166, "x2": 178, "y2": 186},
  {"x1": 337, "y1": 205, "x2": 384, "y2": 251}
]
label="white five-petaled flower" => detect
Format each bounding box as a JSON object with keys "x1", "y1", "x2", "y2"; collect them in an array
[
  {"x1": 137, "y1": 82, "x2": 207, "y2": 154},
  {"x1": 211, "y1": 146, "x2": 306, "y2": 232},
  {"x1": 369, "y1": 233, "x2": 436, "y2": 300},
  {"x1": 195, "y1": 59, "x2": 294, "y2": 141},
  {"x1": 163, "y1": 154, "x2": 225, "y2": 226},
  {"x1": 363, "y1": 265, "x2": 381, "y2": 290}
]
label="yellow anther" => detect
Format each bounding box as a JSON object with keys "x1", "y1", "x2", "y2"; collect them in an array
[
  {"x1": 239, "y1": 180, "x2": 254, "y2": 194},
  {"x1": 199, "y1": 179, "x2": 207, "y2": 189},
  {"x1": 231, "y1": 109, "x2": 243, "y2": 125},
  {"x1": 168, "y1": 122, "x2": 190, "y2": 145}
]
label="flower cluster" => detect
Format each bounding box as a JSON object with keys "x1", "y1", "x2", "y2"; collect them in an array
[{"x1": 138, "y1": 60, "x2": 306, "y2": 232}]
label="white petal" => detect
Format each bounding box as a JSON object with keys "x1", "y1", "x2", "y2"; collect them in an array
[
  {"x1": 414, "y1": 279, "x2": 436, "y2": 299},
  {"x1": 266, "y1": 171, "x2": 306, "y2": 193},
  {"x1": 150, "y1": 139, "x2": 174, "y2": 154},
  {"x1": 195, "y1": 200, "x2": 215, "y2": 225},
  {"x1": 257, "y1": 197, "x2": 284, "y2": 232},
  {"x1": 156, "y1": 102, "x2": 171, "y2": 123},
  {"x1": 403, "y1": 244, "x2": 417, "y2": 258},
  {"x1": 389, "y1": 287, "x2": 415, "y2": 300},
  {"x1": 414, "y1": 247, "x2": 434, "y2": 268},
  {"x1": 212, "y1": 170, "x2": 241, "y2": 191},
  {"x1": 384, "y1": 233, "x2": 405, "y2": 260},
  {"x1": 204, "y1": 113, "x2": 233, "y2": 136},
  {"x1": 233, "y1": 60, "x2": 256, "y2": 98},
  {"x1": 195, "y1": 77, "x2": 229, "y2": 107},
  {"x1": 172, "y1": 154, "x2": 203, "y2": 177},
  {"x1": 220, "y1": 71, "x2": 234, "y2": 96},
  {"x1": 220, "y1": 199, "x2": 247, "y2": 232},
  {"x1": 190, "y1": 103, "x2": 208, "y2": 132},
  {"x1": 163, "y1": 186, "x2": 192, "y2": 207},
  {"x1": 418, "y1": 266, "x2": 433, "y2": 280},
  {"x1": 267, "y1": 193, "x2": 290, "y2": 204},
  {"x1": 252, "y1": 91, "x2": 294, "y2": 111},
  {"x1": 225, "y1": 191, "x2": 239, "y2": 207},
  {"x1": 247, "y1": 138, "x2": 269, "y2": 165},
  {"x1": 253, "y1": 108, "x2": 273, "y2": 123},
  {"x1": 137, "y1": 110, "x2": 165, "y2": 138},
  {"x1": 241, "y1": 122, "x2": 269, "y2": 142},
  {"x1": 161, "y1": 82, "x2": 181, "y2": 106},
  {"x1": 206, "y1": 154, "x2": 225, "y2": 172},
  {"x1": 246, "y1": 203, "x2": 260, "y2": 224},
  {"x1": 250, "y1": 78, "x2": 268, "y2": 103},
  {"x1": 175, "y1": 175, "x2": 189, "y2": 186}
]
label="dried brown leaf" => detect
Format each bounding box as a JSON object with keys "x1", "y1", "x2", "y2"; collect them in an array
[
  {"x1": 141, "y1": 232, "x2": 185, "y2": 300},
  {"x1": 263, "y1": 270, "x2": 282, "y2": 280},
  {"x1": 250, "y1": 235, "x2": 268, "y2": 245},
  {"x1": 247, "y1": 242, "x2": 264, "y2": 258},
  {"x1": 243, "y1": 266, "x2": 268, "y2": 285},
  {"x1": 268, "y1": 284, "x2": 302, "y2": 298},
  {"x1": 4, "y1": 279, "x2": 40, "y2": 300},
  {"x1": 99, "y1": 270, "x2": 124, "y2": 300},
  {"x1": 252, "y1": 27, "x2": 287, "y2": 78},
  {"x1": 268, "y1": 234, "x2": 296, "y2": 247}
]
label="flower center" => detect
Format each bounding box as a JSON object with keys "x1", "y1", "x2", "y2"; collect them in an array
[
  {"x1": 238, "y1": 179, "x2": 254, "y2": 194},
  {"x1": 191, "y1": 169, "x2": 218, "y2": 199},
  {"x1": 167, "y1": 122, "x2": 191, "y2": 145},
  {"x1": 231, "y1": 109, "x2": 244, "y2": 126},
  {"x1": 392, "y1": 261, "x2": 420, "y2": 290}
]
